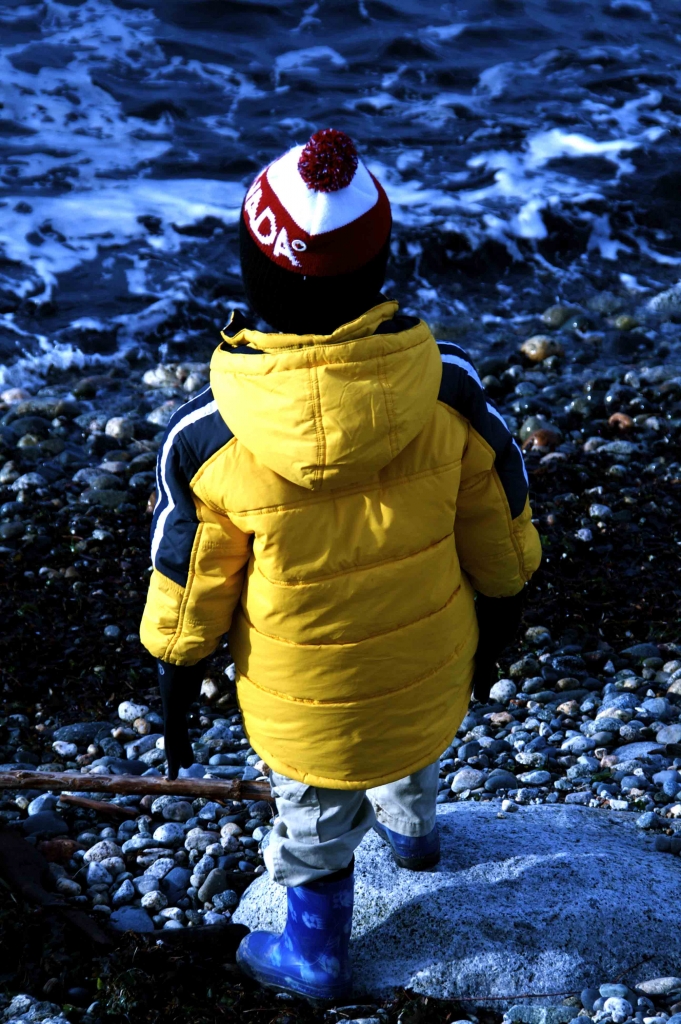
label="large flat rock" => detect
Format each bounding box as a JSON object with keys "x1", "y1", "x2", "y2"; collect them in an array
[{"x1": 234, "y1": 803, "x2": 681, "y2": 1004}]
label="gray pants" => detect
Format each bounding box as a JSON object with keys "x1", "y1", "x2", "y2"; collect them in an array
[{"x1": 263, "y1": 761, "x2": 440, "y2": 887}]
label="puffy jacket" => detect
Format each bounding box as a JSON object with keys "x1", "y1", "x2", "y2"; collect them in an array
[{"x1": 140, "y1": 300, "x2": 541, "y2": 789}]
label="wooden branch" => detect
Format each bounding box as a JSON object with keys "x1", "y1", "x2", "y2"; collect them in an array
[
  {"x1": 58, "y1": 794, "x2": 140, "y2": 819},
  {"x1": 0, "y1": 771, "x2": 273, "y2": 802}
]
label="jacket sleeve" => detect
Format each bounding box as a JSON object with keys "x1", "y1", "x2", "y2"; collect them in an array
[
  {"x1": 139, "y1": 394, "x2": 251, "y2": 666},
  {"x1": 438, "y1": 343, "x2": 542, "y2": 597}
]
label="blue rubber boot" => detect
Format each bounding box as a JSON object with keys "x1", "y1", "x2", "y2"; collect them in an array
[
  {"x1": 373, "y1": 821, "x2": 440, "y2": 870},
  {"x1": 236, "y1": 866, "x2": 354, "y2": 1003}
]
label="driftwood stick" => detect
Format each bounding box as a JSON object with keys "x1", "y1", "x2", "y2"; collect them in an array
[
  {"x1": 0, "y1": 771, "x2": 273, "y2": 802},
  {"x1": 58, "y1": 793, "x2": 140, "y2": 819}
]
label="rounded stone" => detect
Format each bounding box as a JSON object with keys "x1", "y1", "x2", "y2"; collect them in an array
[
  {"x1": 52, "y1": 740, "x2": 78, "y2": 758},
  {"x1": 109, "y1": 906, "x2": 154, "y2": 933},
  {"x1": 198, "y1": 868, "x2": 229, "y2": 903},
  {"x1": 657, "y1": 724, "x2": 681, "y2": 745},
  {"x1": 118, "y1": 701, "x2": 150, "y2": 723},
  {"x1": 105, "y1": 416, "x2": 135, "y2": 440},
  {"x1": 602, "y1": 997, "x2": 632, "y2": 1023},
  {"x1": 21, "y1": 811, "x2": 68, "y2": 838},
  {"x1": 163, "y1": 801, "x2": 194, "y2": 822},
  {"x1": 143, "y1": 857, "x2": 175, "y2": 881},
  {"x1": 581, "y1": 988, "x2": 601, "y2": 1011},
  {"x1": 636, "y1": 812, "x2": 659, "y2": 830},
  {"x1": 141, "y1": 889, "x2": 168, "y2": 913},
  {"x1": 520, "y1": 335, "x2": 563, "y2": 363},
  {"x1": 516, "y1": 751, "x2": 548, "y2": 768},
  {"x1": 55, "y1": 877, "x2": 82, "y2": 897},
  {"x1": 184, "y1": 829, "x2": 215, "y2": 852},
  {"x1": 161, "y1": 866, "x2": 192, "y2": 904},
  {"x1": 152, "y1": 823, "x2": 186, "y2": 847},
  {"x1": 86, "y1": 862, "x2": 113, "y2": 886},
  {"x1": 451, "y1": 768, "x2": 486, "y2": 794},
  {"x1": 213, "y1": 889, "x2": 239, "y2": 912},
  {"x1": 220, "y1": 822, "x2": 243, "y2": 840},
  {"x1": 525, "y1": 626, "x2": 552, "y2": 645},
  {"x1": 235, "y1": 803, "x2": 681, "y2": 999},
  {"x1": 83, "y1": 840, "x2": 123, "y2": 863},
  {"x1": 516, "y1": 770, "x2": 552, "y2": 786},
  {"x1": 600, "y1": 985, "x2": 633, "y2": 1001},
  {"x1": 203, "y1": 911, "x2": 229, "y2": 927},
  {"x1": 489, "y1": 679, "x2": 517, "y2": 705},
  {"x1": 636, "y1": 977, "x2": 681, "y2": 997},
  {"x1": 27, "y1": 793, "x2": 58, "y2": 816},
  {"x1": 485, "y1": 771, "x2": 518, "y2": 793},
  {"x1": 112, "y1": 879, "x2": 135, "y2": 906},
  {"x1": 589, "y1": 503, "x2": 612, "y2": 520}
]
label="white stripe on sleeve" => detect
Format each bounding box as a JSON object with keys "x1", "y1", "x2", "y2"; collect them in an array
[
  {"x1": 440, "y1": 352, "x2": 484, "y2": 387},
  {"x1": 151, "y1": 399, "x2": 219, "y2": 568},
  {"x1": 513, "y1": 438, "x2": 530, "y2": 485}
]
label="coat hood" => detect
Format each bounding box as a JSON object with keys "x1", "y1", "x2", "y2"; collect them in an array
[{"x1": 210, "y1": 300, "x2": 443, "y2": 491}]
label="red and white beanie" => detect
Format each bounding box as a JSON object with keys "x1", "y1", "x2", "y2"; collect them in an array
[{"x1": 242, "y1": 129, "x2": 391, "y2": 277}]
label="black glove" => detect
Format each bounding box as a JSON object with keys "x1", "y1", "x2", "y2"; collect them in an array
[
  {"x1": 472, "y1": 591, "x2": 525, "y2": 704},
  {"x1": 157, "y1": 659, "x2": 205, "y2": 780}
]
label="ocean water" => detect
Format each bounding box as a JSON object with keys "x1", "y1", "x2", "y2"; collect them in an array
[{"x1": 1, "y1": 0, "x2": 681, "y2": 383}]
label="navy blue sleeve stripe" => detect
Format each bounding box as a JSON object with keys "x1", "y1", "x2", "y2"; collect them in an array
[
  {"x1": 151, "y1": 387, "x2": 234, "y2": 588},
  {"x1": 437, "y1": 343, "x2": 529, "y2": 519}
]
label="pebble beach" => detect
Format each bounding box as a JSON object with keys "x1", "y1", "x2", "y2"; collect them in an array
[
  {"x1": 2, "y1": 285, "x2": 681, "y2": 962},
  {"x1": 3, "y1": 0, "x2": 681, "y2": 1019}
]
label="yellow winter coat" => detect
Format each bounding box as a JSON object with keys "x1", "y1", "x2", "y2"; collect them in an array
[{"x1": 140, "y1": 300, "x2": 541, "y2": 789}]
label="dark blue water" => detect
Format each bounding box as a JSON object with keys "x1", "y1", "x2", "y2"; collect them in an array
[{"x1": 1, "y1": 0, "x2": 681, "y2": 383}]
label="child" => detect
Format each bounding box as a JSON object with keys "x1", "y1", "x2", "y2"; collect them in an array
[{"x1": 140, "y1": 129, "x2": 541, "y2": 1003}]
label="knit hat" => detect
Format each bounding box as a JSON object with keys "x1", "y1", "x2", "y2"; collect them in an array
[{"x1": 240, "y1": 129, "x2": 392, "y2": 334}]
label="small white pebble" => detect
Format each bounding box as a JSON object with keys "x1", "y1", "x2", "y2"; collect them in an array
[
  {"x1": 141, "y1": 890, "x2": 168, "y2": 913},
  {"x1": 52, "y1": 740, "x2": 78, "y2": 758}
]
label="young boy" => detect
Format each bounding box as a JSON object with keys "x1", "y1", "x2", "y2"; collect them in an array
[{"x1": 140, "y1": 130, "x2": 541, "y2": 1003}]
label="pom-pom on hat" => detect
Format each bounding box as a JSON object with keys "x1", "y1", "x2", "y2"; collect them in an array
[{"x1": 242, "y1": 129, "x2": 391, "y2": 278}]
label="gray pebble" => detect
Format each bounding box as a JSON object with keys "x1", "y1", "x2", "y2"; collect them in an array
[
  {"x1": 21, "y1": 811, "x2": 68, "y2": 838},
  {"x1": 152, "y1": 823, "x2": 187, "y2": 846},
  {"x1": 198, "y1": 868, "x2": 229, "y2": 903},
  {"x1": 184, "y1": 828, "x2": 215, "y2": 852},
  {"x1": 161, "y1": 866, "x2": 192, "y2": 903},
  {"x1": 602, "y1": 998, "x2": 632, "y2": 1024},
  {"x1": 636, "y1": 811, "x2": 659, "y2": 830},
  {"x1": 451, "y1": 768, "x2": 486, "y2": 794},
  {"x1": 86, "y1": 862, "x2": 113, "y2": 886},
  {"x1": 109, "y1": 906, "x2": 155, "y2": 933},
  {"x1": 489, "y1": 679, "x2": 517, "y2": 704},
  {"x1": 143, "y1": 857, "x2": 175, "y2": 881},
  {"x1": 117, "y1": 701, "x2": 149, "y2": 722},
  {"x1": 485, "y1": 770, "x2": 518, "y2": 792},
  {"x1": 83, "y1": 840, "x2": 122, "y2": 863},
  {"x1": 141, "y1": 890, "x2": 168, "y2": 913},
  {"x1": 516, "y1": 770, "x2": 552, "y2": 786},
  {"x1": 636, "y1": 977, "x2": 681, "y2": 997},
  {"x1": 27, "y1": 793, "x2": 58, "y2": 816},
  {"x1": 213, "y1": 889, "x2": 239, "y2": 911},
  {"x1": 111, "y1": 879, "x2": 135, "y2": 906},
  {"x1": 203, "y1": 911, "x2": 229, "y2": 927}
]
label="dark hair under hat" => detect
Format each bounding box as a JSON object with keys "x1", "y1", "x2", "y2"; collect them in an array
[
  {"x1": 239, "y1": 129, "x2": 392, "y2": 335},
  {"x1": 240, "y1": 217, "x2": 390, "y2": 335}
]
